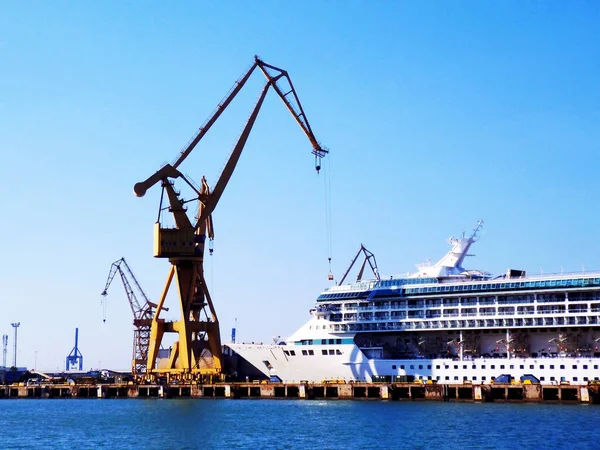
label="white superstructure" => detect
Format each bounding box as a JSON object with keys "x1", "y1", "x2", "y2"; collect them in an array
[{"x1": 226, "y1": 222, "x2": 600, "y2": 385}]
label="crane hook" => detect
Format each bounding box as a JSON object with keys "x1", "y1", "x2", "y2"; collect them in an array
[{"x1": 315, "y1": 155, "x2": 321, "y2": 173}]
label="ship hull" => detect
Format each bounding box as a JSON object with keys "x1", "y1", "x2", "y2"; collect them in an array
[{"x1": 226, "y1": 341, "x2": 600, "y2": 385}]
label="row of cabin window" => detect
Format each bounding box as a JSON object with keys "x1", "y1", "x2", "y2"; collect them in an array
[
  {"x1": 405, "y1": 278, "x2": 600, "y2": 296},
  {"x1": 297, "y1": 339, "x2": 343, "y2": 345},
  {"x1": 318, "y1": 292, "x2": 367, "y2": 300},
  {"x1": 378, "y1": 278, "x2": 437, "y2": 287},
  {"x1": 391, "y1": 363, "x2": 599, "y2": 370},
  {"x1": 416, "y1": 375, "x2": 597, "y2": 382},
  {"x1": 283, "y1": 349, "x2": 343, "y2": 356}
]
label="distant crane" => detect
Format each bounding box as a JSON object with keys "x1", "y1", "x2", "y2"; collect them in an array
[
  {"x1": 338, "y1": 244, "x2": 380, "y2": 286},
  {"x1": 101, "y1": 257, "x2": 165, "y2": 377},
  {"x1": 2, "y1": 334, "x2": 7, "y2": 367},
  {"x1": 66, "y1": 328, "x2": 84, "y2": 371}
]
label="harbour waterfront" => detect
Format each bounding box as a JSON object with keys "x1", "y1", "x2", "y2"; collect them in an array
[
  {"x1": 1, "y1": 399, "x2": 599, "y2": 449},
  {"x1": 2, "y1": 380, "x2": 599, "y2": 402}
]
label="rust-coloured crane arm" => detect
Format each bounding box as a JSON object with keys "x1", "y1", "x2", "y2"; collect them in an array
[
  {"x1": 117, "y1": 266, "x2": 143, "y2": 318},
  {"x1": 101, "y1": 259, "x2": 123, "y2": 297},
  {"x1": 101, "y1": 257, "x2": 161, "y2": 321},
  {"x1": 119, "y1": 258, "x2": 153, "y2": 318}
]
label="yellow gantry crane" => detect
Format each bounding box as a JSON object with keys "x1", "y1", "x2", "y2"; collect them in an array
[{"x1": 134, "y1": 56, "x2": 327, "y2": 381}]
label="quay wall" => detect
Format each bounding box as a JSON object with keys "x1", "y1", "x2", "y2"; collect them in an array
[{"x1": 1, "y1": 382, "x2": 599, "y2": 403}]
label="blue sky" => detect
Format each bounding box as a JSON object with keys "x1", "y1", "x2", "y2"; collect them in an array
[{"x1": 1, "y1": 1, "x2": 599, "y2": 371}]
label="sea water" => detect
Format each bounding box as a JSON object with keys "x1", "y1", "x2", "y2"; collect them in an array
[{"x1": 0, "y1": 399, "x2": 598, "y2": 449}]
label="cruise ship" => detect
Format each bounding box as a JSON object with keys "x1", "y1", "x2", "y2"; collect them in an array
[{"x1": 225, "y1": 221, "x2": 600, "y2": 385}]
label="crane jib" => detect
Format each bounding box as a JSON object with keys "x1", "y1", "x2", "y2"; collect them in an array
[{"x1": 134, "y1": 57, "x2": 328, "y2": 197}]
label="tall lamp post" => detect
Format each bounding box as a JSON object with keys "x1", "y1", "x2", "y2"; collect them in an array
[
  {"x1": 1, "y1": 335, "x2": 7, "y2": 367},
  {"x1": 11, "y1": 322, "x2": 20, "y2": 368}
]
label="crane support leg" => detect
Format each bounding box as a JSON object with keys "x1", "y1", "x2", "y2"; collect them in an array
[
  {"x1": 145, "y1": 266, "x2": 174, "y2": 375},
  {"x1": 145, "y1": 258, "x2": 222, "y2": 379},
  {"x1": 146, "y1": 320, "x2": 165, "y2": 374},
  {"x1": 167, "y1": 341, "x2": 179, "y2": 369},
  {"x1": 173, "y1": 262, "x2": 195, "y2": 370},
  {"x1": 195, "y1": 269, "x2": 222, "y2": 372}
]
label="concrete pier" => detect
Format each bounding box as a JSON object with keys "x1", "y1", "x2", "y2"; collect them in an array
[{"x1": 1, "y1": 382, "x2": 599, "y2": 403}]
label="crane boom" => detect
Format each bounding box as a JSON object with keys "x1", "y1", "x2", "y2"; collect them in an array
[
  {"x1": 256, "y1": 60, "x2": 327, "y2": 160},
  {"x1": 195, "y1": 81, "x2": 270, "y2": 227},
  {"x1": 170, "y1": 60, "x2": 260, "y2": 170},
  {"x1": 133, "y1": 56, "x2": 328, "y2": 198},
  {"x1": 102, "y1": 258, "x2": 149, "y2": 319}
]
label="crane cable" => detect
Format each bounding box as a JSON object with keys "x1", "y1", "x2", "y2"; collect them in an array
[
  {"x1": 210, "y1": 240, "x2": 215, "y2": 302},
  {"x1": 101, "y1": 296, "x2": 107, "y2": 323},
  {"x1": 323, "y1": 154, "x2": 333, "y2": 281}
]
